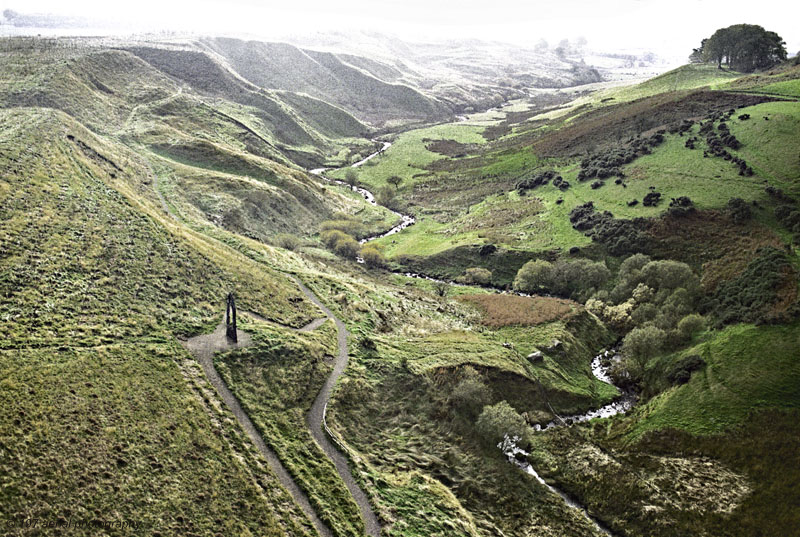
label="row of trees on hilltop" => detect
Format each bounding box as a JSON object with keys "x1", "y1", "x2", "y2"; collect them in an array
[{"x1": 690, "y1": 24, "x2": 787, "y2": 72}]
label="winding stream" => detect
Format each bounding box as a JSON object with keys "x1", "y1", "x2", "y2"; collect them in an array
[
  {"x1": 535, "y1": 349, "x2": 637, "y2": 432},
  {"x1": 310, "y1": 141, "x2": 638, "y2": 536},
  {"x1": 309, "y1": 140, "x2": 417, "y2": 246},
  {"x1": 502, "y1": 347, "x2": 636, "y2": 536},
  {"x1": 496, "y1": 348, "x2": 635, "y2": 536}
]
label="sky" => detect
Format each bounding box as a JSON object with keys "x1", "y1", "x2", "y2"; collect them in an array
[{"x1": 3, "y1": 0, "x2": 798, "y2": 59}]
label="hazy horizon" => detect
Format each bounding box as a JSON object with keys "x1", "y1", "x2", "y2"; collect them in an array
[{"x1": 3, "y1": 0, "x2": 798, "y2": 61}]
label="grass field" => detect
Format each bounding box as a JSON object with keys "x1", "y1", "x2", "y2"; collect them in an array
[
  {"x1": 328, "y1": 123, "x2": 487, "y2": 193},
  {"x1": 628, "y1": 322, "x2": 800, "y2": 438},
  {"x1": 0, "y1": 343, "x2": 317, "y2": 536}
]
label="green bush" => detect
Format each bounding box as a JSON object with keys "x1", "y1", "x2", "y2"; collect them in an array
[
  {"x1": 376, "y1": 185, "x2": 396, "y2": 208},
  {"x1": 513, "y1": 259, "x2": 553, "y2": 293},
  {"x1": 321, "y1": 229, "x2": 350, "y2": 249},
  {"x1": 321, "y1": 219, "x2": 366, "y2": 239},
  {"x1": 458, "y1": 267, "x2": 493, "y2": 286},
  {"x1": 569, "y1": 203, "x2": 652, "y2": 256},
  {"x1": 513, "y1": 258, "x2": 609, "y2": 299},
  {"x1": 475, "y1": 401, "x2": 528, "y2": 445},
  {"x1": 641, "y1": 260, "x2": 701, "y2": 295},
  {"x1": 274, "y1": 233, "x2": 301, "y2": 251},
  {"x1": 677, "y1": 313, "x2": 706, "y2": 340},
  {"x1": 450, "y1": 367, "x2": 491, "y2": 419},
  {"x1": 361, "y1": 245, "x2": 386, "y2": 268},
  {"x1": 666, "y1": 354, "x2": 706, "y2": 385},
  {"x1": 726, "y1": 197, "x2": 752, "y2": 224},
  {"x1": 333, "y1": 236, "x2": 361, "y2": 260},
  {"x1": 623, "y1": 325, "x2": 666, "y2": 376}
]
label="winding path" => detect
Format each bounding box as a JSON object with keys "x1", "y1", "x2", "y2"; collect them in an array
[
  {"x1": 183, "y1": 319, "x2": 333, "y2": 537},
  {"x1": 291, "y1": 276, "x2": 382, "y2": 537},
  {"x1": 182, "y1": 137, "x2": 631, "y2": 537},
  {"x1": 183, "y1": 291, "x2": 382, "y2": 537},
  {"x1": 174, "y1": 143, "x2": 391, "y2": 537}
]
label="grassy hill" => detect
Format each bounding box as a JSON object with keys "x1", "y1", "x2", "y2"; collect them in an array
[
  {"x1": 200, "y1": 37, "x2": 451, "y2": 126},
  {"x1": 0, "y1": 106, "x2": 331, "y2": 534}
]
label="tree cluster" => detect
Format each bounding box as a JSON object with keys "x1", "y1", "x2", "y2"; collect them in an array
[
  {"x1": 513, "y1": 257, "x2": 610, "y2": 300},
  {"x1": 585, "y1": 255, "x2": 705, "y2": 379},
  {"x1": 694, "y1": 24, "x2": 787, "y2": 72},
  {"x1": 515, "y1": 170, "x2": 568, "y2": 193},
  {"x1": 577, "y1": 133, "x2": 664, "y2": 185}
]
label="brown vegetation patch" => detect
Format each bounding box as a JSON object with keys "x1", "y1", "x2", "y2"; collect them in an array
[
  {"x1": 460, "y1": 293, "x2": 578, "y2": 327},
  {"x1": 424, "y1": 154, "x2": 489, "y2": 173},
  {"x1": 407, "y1": 173, "x2": 516, "y2": 216},
  {"x1": 646, "y1": 210, "x2": 784, "y2": 291},
  {"x1": 531, "y1": 91, "x2": 780, "y2": 157},
  {"x1": 424, "y1": 138, "x2": 475, "y2": 158}
]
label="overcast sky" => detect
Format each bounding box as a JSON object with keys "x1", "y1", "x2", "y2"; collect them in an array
[{"x1": 4, "y1": 0, "x2": 798, "y2": 59}]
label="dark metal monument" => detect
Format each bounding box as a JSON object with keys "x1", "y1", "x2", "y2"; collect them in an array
[{"x1": 226, "y1": 292, "x2": 237, "y2": 342}]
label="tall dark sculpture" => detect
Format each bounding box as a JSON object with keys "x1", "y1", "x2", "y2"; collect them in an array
[{"x1": 226, "y1": 293, "x2": 237, "y2": 342}]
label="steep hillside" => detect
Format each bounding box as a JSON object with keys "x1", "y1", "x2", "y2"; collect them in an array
[
  {"x1": 0, "y1": 107, "x2": 333, "y2": 534},
  {"x1": 125, "y1": 45, "x2": 356, "y2": 148},
  {"x1": 200, "y1": 37, "x2": 451, "y2": 125}
]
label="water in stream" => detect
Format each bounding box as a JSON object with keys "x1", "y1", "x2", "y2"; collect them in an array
[
  {"x1": 499, "y1": 348, "x2": 634, "y2": 536},
  {"x1": 535, "y1": 350, "x2": 637, "y2": 432}
]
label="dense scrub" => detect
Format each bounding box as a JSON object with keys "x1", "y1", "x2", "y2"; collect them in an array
[
  {"x1": 568, "y1": 202, "x2": 652, "y2": 256},
  {"x1": 704, "y1": 246, "x2": 797, "y2": 327}
]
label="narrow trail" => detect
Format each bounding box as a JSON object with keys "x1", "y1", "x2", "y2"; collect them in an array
[
  {"x1": 183, "y1": 319, "x2": 334, "y2": 537},
  {"x1": 290, "y1": 275, "x2": 382, "y2": 537},
  {"x1": 156, "y1": 139, "x2": 381, "y2": 535},
  {"x1": 121, "y1": 85, "x2": 183, "y2": 133}
]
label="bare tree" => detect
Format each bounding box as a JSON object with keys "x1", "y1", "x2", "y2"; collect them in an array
[{"x1": 387, "y1": 175, "x2": 403, "y2": 190}]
